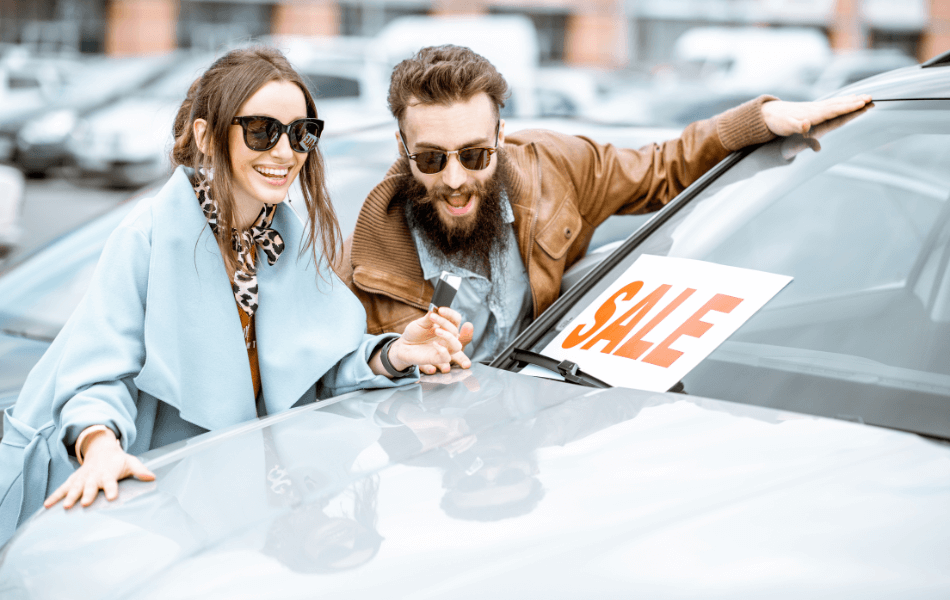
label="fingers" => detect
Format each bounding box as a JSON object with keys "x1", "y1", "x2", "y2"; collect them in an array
[
  {"x1": 127, "y1": 457, "x2": 156, "y2": 482},
  {"x1": 62, "y1": 480, "x2": 84, "y2": 510},
  {"x1": 436, "y1": 307, "x2": 463, "y2": 329},
  {"x1": 80, "y1": 479, "x2": 101, "y2": 507},
  {"x1": 432, "y1": 326, "x2": 463, "y2": 355},
  {"x1": 427, "y1": 311, "x2": 460, "y2": 337},
  {"x1": 459, "y1": 322, "x2": 474, "y2": 347},
  {"x1": 103, "y1": 477, "x2": 119, "y2": 502},
  {"x1": 451, "y1": 350, "x2": 472, "y2": 369},
  {"x1": 44, "y1": 481, "x2": 70, "y2": 509}
]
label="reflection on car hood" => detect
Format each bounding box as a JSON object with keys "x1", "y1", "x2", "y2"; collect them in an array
[{"x1": 1, "y1": 364, "x2": 948, "y2": 598}]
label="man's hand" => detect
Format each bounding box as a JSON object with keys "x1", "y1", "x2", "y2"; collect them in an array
[
  {"x1": 762, "y1": 94, "x2": 873, "y2": 137},
  {"x1": 44, "y1": 429, "x2": 155, "y2": 510}
]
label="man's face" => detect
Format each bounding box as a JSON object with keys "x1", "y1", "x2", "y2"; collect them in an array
[{"x1": 399, "y1": 93, "x2": 506, "y2": 236}]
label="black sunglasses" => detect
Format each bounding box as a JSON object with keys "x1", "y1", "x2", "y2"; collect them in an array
[
  {"x1": 231, "y1": 115, "x2": 324, "y2": 153},
  {"x1": 400, "y1": 123, "x2": 499, "y2": 175}
]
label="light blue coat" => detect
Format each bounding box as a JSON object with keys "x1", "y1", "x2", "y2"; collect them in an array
[{"x1": 0, "y1": 167, "x2": 412, "y2": 545}]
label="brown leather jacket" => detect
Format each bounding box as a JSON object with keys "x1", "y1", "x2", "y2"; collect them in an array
[{"x1": 336, "y1": 96, "x2": 776, "y2": 336}]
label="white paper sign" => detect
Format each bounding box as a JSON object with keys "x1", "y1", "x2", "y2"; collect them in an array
[{"x1": 540, "y1": 255, "x2": 792, "y2": 392}]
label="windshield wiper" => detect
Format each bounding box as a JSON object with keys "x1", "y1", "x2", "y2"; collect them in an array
[{"x1": 509, "y1": 348, "x2": 611, "y2": 389}]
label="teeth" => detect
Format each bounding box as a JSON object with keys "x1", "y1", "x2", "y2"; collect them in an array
[{"x1": 254, "y1": 167, "x2": 288, "y2": 178}]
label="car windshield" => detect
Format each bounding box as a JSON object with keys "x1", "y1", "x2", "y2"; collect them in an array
[{"x1": 523, "y1": 99, "x2": 950, "y2": 439}]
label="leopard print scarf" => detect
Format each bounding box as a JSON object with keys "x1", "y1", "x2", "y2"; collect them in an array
[{"x1": 194, "y1": 177, "x2": 285, "y2": 317}]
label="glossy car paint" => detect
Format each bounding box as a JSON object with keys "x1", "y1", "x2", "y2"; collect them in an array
[{"x1": 1, "y1": 365, "x2": 947, "y2": 598}]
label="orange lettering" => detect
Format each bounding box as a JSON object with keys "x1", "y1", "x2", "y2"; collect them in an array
[
  {"x1": 561, "y1": 281, "x2": 643, "y2": 349},
  {"x1": 642, "y1": 294, "x2": 743, "y2": 368},
  {"x1": 613, "y1": 288, "x2": 696, "y2": 360},
  {"x1": 582, "y1": 284, "x2": 671, "y2": 354}
]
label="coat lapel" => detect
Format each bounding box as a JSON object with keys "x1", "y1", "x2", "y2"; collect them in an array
[
  {"x1": 255, "y1": 200, "x2": 367, "y2": 416},
  {"x1": 133, "y1": 167, "x2": 369, "y2": 429},
  {"x1": 133, "y1": 167, "x2": 256, "y2": 430}
]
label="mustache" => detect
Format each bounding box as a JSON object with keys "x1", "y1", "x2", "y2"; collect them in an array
[{"x1": 422, "y1": 182, "x2": 481, "y2": 205}]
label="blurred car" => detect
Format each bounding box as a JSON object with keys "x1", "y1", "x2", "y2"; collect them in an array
[
  {"x1": 1, "y1": 59, "x2": 950, "y2": 596},
  {"x1": 5, "y1": 54, "x2": 179, "y2": 176},
  {"x1": 0, "y1": 52, "x2": 74, "y2": 161},
  {"x1": 587, "y1": 26, "x2": 827, "y2": 127},
  {"x1": 809, "y1": 49, "x2": 917, "y2": 99},
  {"x1": 66, "y1": 53, "x2": 216, "y2": 188},
  {"x1": 0, "y1": 164, "x2": 25, "y2": 253},
  {"x1": 672, "y1": 26, "x2": 831, "y2": 93}
]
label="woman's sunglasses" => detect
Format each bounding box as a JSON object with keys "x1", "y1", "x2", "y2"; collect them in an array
[
  {"x1": 399, "y1": 123, "x2": 499, "y2": 175},
  {"x1": 231, "y1": 115, "x2": 325, "y2": 153}
]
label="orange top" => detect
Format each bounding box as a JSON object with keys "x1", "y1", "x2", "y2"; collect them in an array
[{"x1": 237, "y1": 302, "x2": 262, "y2": 400}]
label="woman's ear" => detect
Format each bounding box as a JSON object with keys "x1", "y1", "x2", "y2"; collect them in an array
[{"x1": 193, "y1": 118, "x2": 212, "y2": 157}]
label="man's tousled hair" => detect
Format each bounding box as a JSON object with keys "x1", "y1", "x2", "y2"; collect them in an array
[{"x1": 388, "y1": 45, "x2": 509, "y2": 125}]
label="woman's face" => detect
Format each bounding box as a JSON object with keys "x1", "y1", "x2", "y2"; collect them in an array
[{"x1": 228, "y1": 80, "x2": 309, "y2": 225}]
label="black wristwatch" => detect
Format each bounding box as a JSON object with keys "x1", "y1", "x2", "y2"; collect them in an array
[{"x1": 379, "y1": 338, "x2": 414, "y2": 378}]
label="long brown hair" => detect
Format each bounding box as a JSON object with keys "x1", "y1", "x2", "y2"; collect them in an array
[{"x1": 171, "y1": 46, "x2": 340, "y2": 277}]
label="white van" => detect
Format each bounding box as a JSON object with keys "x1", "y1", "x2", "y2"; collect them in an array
[{"x1": 673, "y1": 26, "x2": 832, "y2": 92}]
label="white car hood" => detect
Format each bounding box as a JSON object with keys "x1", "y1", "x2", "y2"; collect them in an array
[{"x1": 1, "y1": 365, "x2": 947, "y2": 598}]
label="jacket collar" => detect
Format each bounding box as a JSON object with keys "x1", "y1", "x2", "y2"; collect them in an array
[
  {"x1": 133, "y1": 167, "x2": 367, "y2": 430},
  {"x1": 349, "y1": 144, "x2": 539, "y2": 307}
]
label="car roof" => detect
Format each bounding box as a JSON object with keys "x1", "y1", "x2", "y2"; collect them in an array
[
  {"x1": 2, "y1": 364, "x2": 948, "y2": 596},
  {"x1": 829, "y1": 54, "x2": 950, "y2": 100}
]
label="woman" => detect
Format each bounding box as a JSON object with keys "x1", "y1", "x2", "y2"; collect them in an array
[{"x1": 0, "y1": 46, "x2": 465, "y2": 545}]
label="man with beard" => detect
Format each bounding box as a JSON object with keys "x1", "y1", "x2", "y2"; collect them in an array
[{"x1": 336, "y1": 45, "x2": 872, "y2": 371}]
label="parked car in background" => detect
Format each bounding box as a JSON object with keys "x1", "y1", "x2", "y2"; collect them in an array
[
  {"x1": 65, "y1": 53, "x2": 215, "y2": 188},
  {"x1": 6, "y1": 53, "x2": 178, "y2": 176},
  {"x1": 587, "y1": 26, "x2": 827, "y2": 127},
  {"x1": 1, "y1": 58, "x2": 949, "y2": 597},
  {"x1": 0, "y1": 51, "x2": 77, "y2": 162}
]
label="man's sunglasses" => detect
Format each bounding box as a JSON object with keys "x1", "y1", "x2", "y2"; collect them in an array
[
  {"x1": 400, "y1": 123, "x2": 499, "y2": 175},
  {"x1": 231, "y1": 115, "x2": 324, "y2": 153}
]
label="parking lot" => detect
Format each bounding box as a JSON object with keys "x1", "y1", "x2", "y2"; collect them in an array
[{"x1": 1, "y1": 173, "x2": 141, "y2": 270}]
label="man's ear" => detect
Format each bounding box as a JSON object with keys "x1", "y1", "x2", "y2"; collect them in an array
[
  {"x1": 193, "y1": 118, "x2": 212, "y2": 157},
  {"x1": 498, "y1": 118, "x2": 506, "y2": 146}
]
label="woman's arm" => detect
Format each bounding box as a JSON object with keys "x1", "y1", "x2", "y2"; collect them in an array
[{"x1": 44, "y1": 220, "x2": 156, "y2": 508}]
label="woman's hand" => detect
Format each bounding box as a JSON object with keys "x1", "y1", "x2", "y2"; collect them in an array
[
  {"x1": 44, "y1": 428, "x2": 155, "y2": 510},
  {"x1": 371, "y1": 308, "x2": 470, "y2": 376},
  {"x1": 412, "y1": 307, "x2": 473, "y2": 373}
]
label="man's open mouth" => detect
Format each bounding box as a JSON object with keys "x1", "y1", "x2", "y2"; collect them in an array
[{"x1": 444, "y1": 194, "x2": 475, "y2": 216}]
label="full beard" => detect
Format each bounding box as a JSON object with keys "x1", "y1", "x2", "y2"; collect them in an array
[{"x1": 398, "y1": 150, "x2": 513, "y2": 282}]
